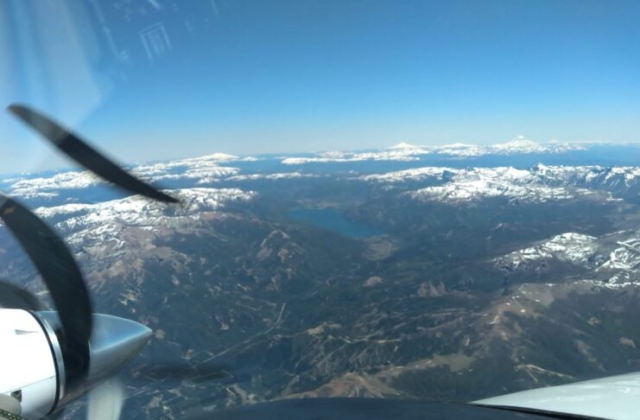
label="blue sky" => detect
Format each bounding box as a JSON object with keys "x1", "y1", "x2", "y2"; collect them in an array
[{"x1": 1, "y1": 0, "x2": 639, "y2": 172}]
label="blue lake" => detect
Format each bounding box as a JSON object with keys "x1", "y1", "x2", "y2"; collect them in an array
[{"x1": 288, "y1": 208, "x2": 383, "y2": 239}]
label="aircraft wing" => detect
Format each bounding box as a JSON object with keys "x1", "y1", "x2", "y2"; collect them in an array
[{"x1": 473, "y1": 371, "x2": 640, "y2": 420}]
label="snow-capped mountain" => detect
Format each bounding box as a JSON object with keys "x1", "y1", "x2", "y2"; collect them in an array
[
  {"x1": 9, "y1": 171, "x2": 104, "y2": 199},
  {"x1": 364, "y1": 163, "x2": 640, "y2": 190},
  {"x1": 226, "y1": 172, "x2": 320, "y2": 181},
  {"x1": 359, "y1": 164, "x2": 640, "y2": 204},
  {"x1": 492, "y1": 230, "x2": 640, "y2": 289},
  {"x1": 486, "y1": 136, "x2": 583, "y2": 155},
  {"x1": 408, "y1": 179, "x2": 586, "y2": 204},
  {"x1": 362, "y1": 166, "x2": 596, "y2": 204},
  {"x1": 360, "y1": 166, "x2": 457, "y2": 182},
  {"x1": 34, "y1": 188, "x2": 256, "y2": 259},
  {"x1": 2, "y1": 139, "x2": 636, "y2": 204},
  {"x1": 132, "y1": 154, "x2": 242, "y2": 183},
  {"x1": 495, "y1": 232, "x2": 599, "y2": 270},
  {"x1": 282, "y1": 136, "x2": 585, "y2": 165},
  {"x1": 35, "y1": 188, "x2": 256, "y2": 231},
  {"x1": 530, "y1": 164, "x2": 640, "y2": 191},
  {"x1": 281, "y1": 149, "x2": 422, "y2": 165},
  {"x1": 2, "y1": 143, "x2": 640, "y2": 416}
]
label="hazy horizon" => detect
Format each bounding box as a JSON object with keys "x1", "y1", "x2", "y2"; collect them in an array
[{"x1": 1, "y1": 1, "x2": 639, "y2": 172}]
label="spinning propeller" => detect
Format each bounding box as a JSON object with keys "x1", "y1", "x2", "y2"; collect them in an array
[
  {"x1": 0, "y1": 106, "x2": 219, "y2": 420},
  {"x1": 7, "y1": 105, "x2": 178, "y2": 204}
]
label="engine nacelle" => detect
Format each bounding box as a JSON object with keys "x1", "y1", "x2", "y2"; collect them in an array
[
  {"x1": 0, "y1": 309, "x2": 62, "y2": 419},
  {"x1": 0, "y1": 308, "x2": 152, "y2": 419}
]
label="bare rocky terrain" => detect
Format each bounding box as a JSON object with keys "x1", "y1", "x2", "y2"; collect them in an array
[{"x1": 2, "y1": 143, "x2": 640, "y2": 418}]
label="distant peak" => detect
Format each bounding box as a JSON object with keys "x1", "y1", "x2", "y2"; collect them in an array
[
  {"x1": 491, "y1": 136, "x2": 541, "y2": 150},
  {"x1": 503, "y1": 135, "x2": 538, "y2": 145},
  {"x1": 198, "y1": 152, "x2": 238, "y2": 161},
  {"x1": 389, "y1": 142, "x2": 421, "y2": 150},
  {"x1": 180, "y1": 152, "x2": 239, "y2": 163},
  {"x1": 444, "y1": 142, "x2": 475, "y2": 148}
]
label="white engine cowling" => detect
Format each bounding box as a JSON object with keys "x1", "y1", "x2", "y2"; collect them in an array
[
  {"x1": 0, "y1": 308, "x2": 152, "y2": 420},
  {"x1": 0, "y1": 309, "x2": 63, "y2": 419}
]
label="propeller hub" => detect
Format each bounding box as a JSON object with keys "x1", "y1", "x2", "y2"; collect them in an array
[{"x1": 34, "y1": 312, "x2": 152, "y2": 405}]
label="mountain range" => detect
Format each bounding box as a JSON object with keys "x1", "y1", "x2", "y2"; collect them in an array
[{"x1": 2, "y1": 141, "x2": 640, "y2": 418}]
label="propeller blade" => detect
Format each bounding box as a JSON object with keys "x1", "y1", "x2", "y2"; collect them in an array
[
  {"x1": 0, "y1": 279, "x2": 44, "y2": 311},
  {"x1": 7, "y1": 104, "x2": 179, "y2": 204},
  {"x1": 87, "y1": 378, "x2": 125, "y2": 420},
  {"x1": 0, "y1": 193, "x2": 92, "y2": 391}
]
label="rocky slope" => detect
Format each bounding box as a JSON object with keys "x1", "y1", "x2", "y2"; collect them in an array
[{"x1": 1, "y1": 147, "x2": 640, "y2": 418}]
